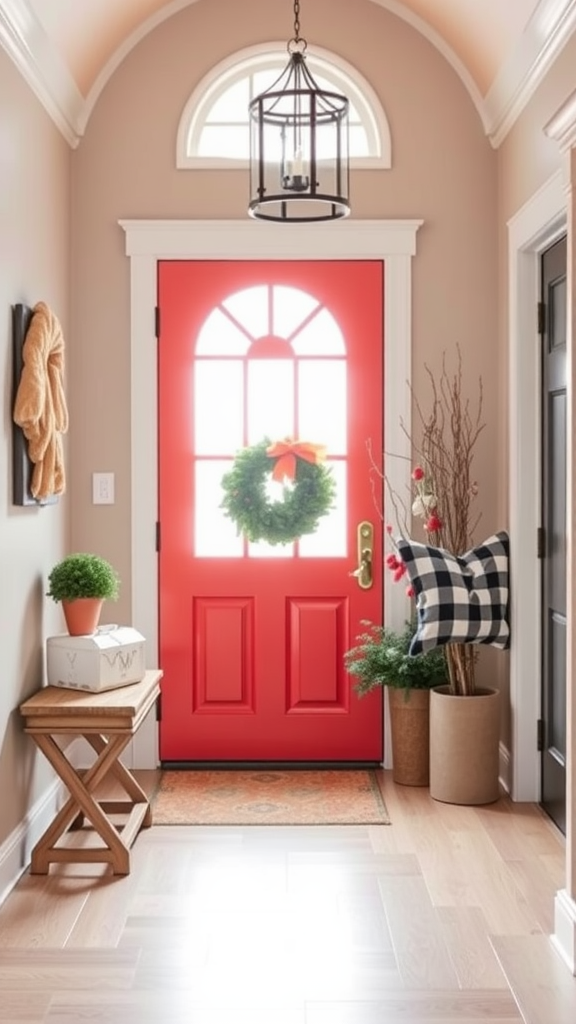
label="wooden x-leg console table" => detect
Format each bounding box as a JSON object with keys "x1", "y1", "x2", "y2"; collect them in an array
[{"x1": 20, "y1": 669, "x2": 162, "y2": 875}]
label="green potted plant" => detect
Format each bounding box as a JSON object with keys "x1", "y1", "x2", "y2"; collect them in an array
[
  {"x1": 345, "y1": 620, "x2": 447, "y2": 786},
  {"x1": 46, "y1": 552, "x2": 120, "y2": 636}
]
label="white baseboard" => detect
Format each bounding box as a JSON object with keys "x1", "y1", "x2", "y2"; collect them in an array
[
  {"x1": 499, "y1": 740, "x2": 512, "y2": 795},
  {"x1": 552, "y1": 889, "x2": 576, "y2": 974},
  {"x1": 0, "y1": 738, "x2": 88, "y2": 907},
  {"x1": 0, "y1": 775, "x2": 67, "y2": 907}
]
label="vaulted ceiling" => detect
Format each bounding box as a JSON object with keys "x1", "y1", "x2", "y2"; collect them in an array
[
  {"x1": 1, "y1": 0, "x2": 576, "y2": 147},
  {"x1": 24, "y1": 0, "x2": 540, "y2": 99}
]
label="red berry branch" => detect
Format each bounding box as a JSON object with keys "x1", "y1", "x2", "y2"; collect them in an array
[{"x1": 372, "y1": 347, "x2": 485, "y2": 695}]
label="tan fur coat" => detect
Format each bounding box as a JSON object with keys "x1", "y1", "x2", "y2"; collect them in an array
[{"x1": 13, "y1": 301, "x2": 69, "y2": 500}]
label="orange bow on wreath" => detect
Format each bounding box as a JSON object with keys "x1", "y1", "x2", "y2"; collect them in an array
[{"x1": 266, "y1": 439, "x2": 327, "y2": 482}]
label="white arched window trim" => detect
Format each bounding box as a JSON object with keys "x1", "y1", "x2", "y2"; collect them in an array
[{"x1": 176, "y1": 42, "x2": 392, "y2": 171}]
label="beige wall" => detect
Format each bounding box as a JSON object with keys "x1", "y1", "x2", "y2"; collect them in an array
[
  {"x1": 69, "y1": 0, "x2": 499, "y2": 628},
  {"x1": 0, "y1": 48, "x2": 71, "y2": 849}
]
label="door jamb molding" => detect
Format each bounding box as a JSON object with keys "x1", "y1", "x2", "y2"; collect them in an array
[
  {"x1": 507, "y1": 171, "x2": 567, "y2": 801},
  {"x1": 120, "y1": 218, "x2": 423, "y2": 768}
]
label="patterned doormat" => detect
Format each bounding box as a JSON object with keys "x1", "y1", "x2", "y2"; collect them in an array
[{"x1": 152, "y1": 769, "x2": 390, "y2": 825}]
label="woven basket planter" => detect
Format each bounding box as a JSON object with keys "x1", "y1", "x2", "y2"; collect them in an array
[{"x1": 388, "y1": 688, "x2": 431, "y2": 786}]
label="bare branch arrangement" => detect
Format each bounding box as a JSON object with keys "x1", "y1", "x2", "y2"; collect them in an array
[
  {"x1": 373, "y1": 347, "x2": 485, "y2": 696},
  {"x1": 409, "y1": 350, "x2": 484, "y2": 557}
]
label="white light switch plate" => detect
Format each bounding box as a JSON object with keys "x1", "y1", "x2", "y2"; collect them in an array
[{"x1": 92, "y1": 472, "x2": 115, "y2": 505}]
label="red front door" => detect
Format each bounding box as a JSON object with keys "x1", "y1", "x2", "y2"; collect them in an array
[{"x1": 158, "y1": 260, "x2": 384, "y2": 762}]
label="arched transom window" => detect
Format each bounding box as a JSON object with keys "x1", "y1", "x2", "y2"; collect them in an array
[
  {"x1": 194, "y1": 282, "x2": 348, "y2": 559},
  {"x1": 177, "y1": 43, "x2": 391, "y2": 171}
]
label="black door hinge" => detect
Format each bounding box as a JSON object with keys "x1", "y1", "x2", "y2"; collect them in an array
[
  {"x1": 537, "y1": 718, "x2": 544, "y2": 751},
  {"x1": 156, "y1": 693, "x2": 162, "y2": 722},
  {"x1": 537, "y1": 527, "x2": 545, "y2": 558},
  {"x1": 155, "y1": 305, "x2": 160, "y2": 338},
  {"x1": 156, "y1": 521, "x2": 161, "y2": 552},
  {"x1": 537, "y1": 301, "x2": 546, "y2": 335}
]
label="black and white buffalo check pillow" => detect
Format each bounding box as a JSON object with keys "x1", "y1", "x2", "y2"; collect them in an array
[{"x1": 395, "y1": 531, "x2": 510, "y2": 655}]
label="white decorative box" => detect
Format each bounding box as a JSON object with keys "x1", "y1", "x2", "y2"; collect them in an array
[{"x1": 46, "y1": 626, "x2": 146, "y2": 692}]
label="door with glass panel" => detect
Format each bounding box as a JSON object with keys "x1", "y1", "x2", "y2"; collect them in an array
[
  {"x1": 158, "y1": 260, "x2": 384, "y2": 762},
  {"x1": 540, "y1": 236, "x2": 567, "y2": 833}
]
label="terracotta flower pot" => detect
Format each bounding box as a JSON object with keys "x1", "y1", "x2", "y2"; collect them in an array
[
  {"x1": 388, "y1": 688, "x2": 430, "y2": 786},
  {"x1": 62, "y1": 598, "x2": 103, "y2": 636},
  {"x1": 429, "y1": 685, "x2": 501, "y2": 805}
]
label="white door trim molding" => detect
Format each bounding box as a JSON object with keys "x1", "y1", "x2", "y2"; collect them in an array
[
  {"x1": 120, "y1": 218, "x2": 422, "y2": 769},
  {"x1": 507, "y1": 171, "x2": 567, "y2": 801},
  {"x1": 554, "y1": 887, "x2": 576, "y2": 974}
]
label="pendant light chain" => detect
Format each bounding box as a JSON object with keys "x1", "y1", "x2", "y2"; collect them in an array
[
  {"x1": 293, "y1": 0, "x2": 301, "y2": 42},
  {"x1": 289, "y1": 0, "x2": 306, "y2": 53}
]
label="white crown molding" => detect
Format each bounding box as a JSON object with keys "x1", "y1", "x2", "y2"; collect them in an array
[
  {"x1": 119, "y1": 218, "x2": 423, "y2": 258},
  {"x1": 0, "y1": 0, "x2": 84, "y2": 147},
  {"x1": 1, "y1": 0, "x2": 575, "y2": 151},
  {"x1": 485, "y1": 0, "x2": 576, "y2": 147},
  {"x1": 545, "y1": 87, "x2": 576, "y2": 151}
]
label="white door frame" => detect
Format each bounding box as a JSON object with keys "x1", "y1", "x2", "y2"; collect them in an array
[
  {"x1": 507, "y1": 170, "x2": 567, "y2": 801},
  {"x1": 120, "y1": 218, "x2": 421, "y2": 768}
]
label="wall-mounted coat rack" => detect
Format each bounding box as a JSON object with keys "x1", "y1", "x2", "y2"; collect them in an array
[{"x1": 12, "y1": 303, "x2": 58, "y2": 507}]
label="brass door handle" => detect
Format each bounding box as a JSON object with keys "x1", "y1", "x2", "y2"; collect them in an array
[{"x1": 350, "y1": 521, "x2": 374, "y2": 589}]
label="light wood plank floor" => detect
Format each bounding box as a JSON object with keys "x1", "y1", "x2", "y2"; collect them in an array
[{"x1": 0, "y1": 770, "x2": 575, "y2": 1023}]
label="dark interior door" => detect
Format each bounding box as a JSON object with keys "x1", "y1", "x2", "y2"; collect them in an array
[{"x1": 540, "y1": 235, "x2": 567, "y2": 833}]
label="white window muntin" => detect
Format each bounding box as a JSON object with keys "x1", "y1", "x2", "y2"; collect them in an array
[{"x1": 176, "y1": 43, "x2": 391, "y2": 171}]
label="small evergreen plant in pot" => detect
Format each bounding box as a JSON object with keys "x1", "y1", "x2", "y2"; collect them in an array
[
  {"x1": 344, "y1": 619, "x2": 447, "y2": 699},
  {"x1": 46, "y1": 553, "x2": 120, "y2": 602},
  {"x1": 46, "y1": 553, "x2": 120, "y2": 636},
  {"x1": 345, "y1": 620, "x2": 448, "y2": 787}
]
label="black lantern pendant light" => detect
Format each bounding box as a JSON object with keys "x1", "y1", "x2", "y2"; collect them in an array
[{"x1": 248, "y1": 0, "x2": 350, "y2": 222}]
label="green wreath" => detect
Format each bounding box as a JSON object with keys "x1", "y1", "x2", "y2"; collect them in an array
[{"x1": 220, "y1": 438, "x2": 336, "y2": 545}]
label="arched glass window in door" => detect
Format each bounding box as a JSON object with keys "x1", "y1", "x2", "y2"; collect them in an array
[{"x1": 194, "y1": 284, "x2": 348, "y2": 559}]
